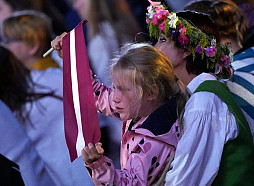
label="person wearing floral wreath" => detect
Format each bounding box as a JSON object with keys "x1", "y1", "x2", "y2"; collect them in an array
[
  {"x1": 146, "y1": 0, "x2": 254, "y2": 185},
  {"x1": 182, "y1": 0, "x2": 254, "y2": 143}
]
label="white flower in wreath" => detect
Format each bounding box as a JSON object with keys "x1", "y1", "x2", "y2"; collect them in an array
[
  {"x1": 211, "y1": 39, "x2": 216, "y2": 47},
  {"x1": 147, "y1": 6, "x2": 155, "y2": 19},
  {"x1": 168, "y1": 12, "x2": 178, "y2": 29}
]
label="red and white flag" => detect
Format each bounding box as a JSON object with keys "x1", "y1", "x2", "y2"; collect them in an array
[{"x1": 62, "y1": 20, "x2": 101, "y2": 162}]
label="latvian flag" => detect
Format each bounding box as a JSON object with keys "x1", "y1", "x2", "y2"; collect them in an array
[{"x1": 62, "y1": 20, "x2": 101, "y2": 162}]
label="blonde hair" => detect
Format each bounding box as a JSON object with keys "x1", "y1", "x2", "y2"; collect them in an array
[
  {"x1": 111, "y1": 43, "x2": 188, "y2": 127},
  {"x1": 2, "y1": 10, "x2": 53, "y2": 56}
]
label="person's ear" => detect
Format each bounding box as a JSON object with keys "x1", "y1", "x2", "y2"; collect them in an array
[
  {"x1": 28, "y1": 43, "x2": 39, "y2": 56},
  {"x1": 182, "y1": 49, "x2": 192, "y2": 60},
  {"x1": 147, "y1": 86, "x2": 159, "y2": 101}
]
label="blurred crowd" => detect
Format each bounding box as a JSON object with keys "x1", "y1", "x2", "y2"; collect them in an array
[{"x1": 0, "y1": 0, "x2": 253, "y2": 185}]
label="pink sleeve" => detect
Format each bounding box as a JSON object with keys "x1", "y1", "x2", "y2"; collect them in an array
[
  {"x1": 86, "y1": 135, "x2": 175, "y2": 185},
  {"x1": 92, "y1": 77, "x2": 118, "y2": 118}
]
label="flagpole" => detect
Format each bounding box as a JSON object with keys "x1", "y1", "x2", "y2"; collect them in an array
[
  {"x1": 43, "y1": 32, "x2": 66, "y2": 58},
  {"x1": 43, "y1": 47, "x2": 54, "y2": 57}
]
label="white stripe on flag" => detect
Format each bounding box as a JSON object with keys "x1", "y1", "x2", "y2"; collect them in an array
[{"x1": 70, "y1": 30, "x2": 86, "y2": 157}]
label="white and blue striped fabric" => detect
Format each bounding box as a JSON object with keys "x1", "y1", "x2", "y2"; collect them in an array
[{"x1": 227, "y1": 46, "x2": 254, "y2": 142}]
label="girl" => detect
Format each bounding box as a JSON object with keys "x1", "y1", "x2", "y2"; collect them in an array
[
  {"x1": 146, "y1": 0, "x2": 254, "y2": 185},
  {"x1": 82, "y1": 43, "x2": 188, "y2": 185},
  {"x1": 51, "y1": 38, "x2": 188, "y2": 185},
  {"x1": 71, "y1": 0, "x2": 143, "y2": 164}
]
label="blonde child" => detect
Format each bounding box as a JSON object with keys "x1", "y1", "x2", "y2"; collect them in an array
[
  {"x1": 1, "y1": 10, "x2": 59, "y2": 70},
  {"x1": 51, "y1": 39, "x2": 188, "y2": 185},
  {"x1": 82, "y1": 43, "x2": 188, "y2": 185}
]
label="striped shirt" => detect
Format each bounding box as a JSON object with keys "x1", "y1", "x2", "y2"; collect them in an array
[{"x1": 227, "y1": 46, "x2": 254, "y2": 142}]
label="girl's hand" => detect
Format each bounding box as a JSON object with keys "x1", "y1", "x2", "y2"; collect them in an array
[
  {"x1": 81, "y1": 142, "x2": 104, "y2": 165},
  {"x1": 51, "y1": 32, "x2": 67, "y2": 58}
]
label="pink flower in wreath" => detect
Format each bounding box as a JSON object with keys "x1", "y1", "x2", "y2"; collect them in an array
[
  {"x1": 179, "y1": 27, "x2": 186, "y2": 34},
  {"x1": 159, "y1": 19, "x2": 166, "y2": 31},
  {"x1": 204, "y1": 47, "x2": 217, "y2": 57},
  {"x1": 178, "y1": 27, "x2": 189, "y2": 45},
  {"x1": 155, "y1": 7, "x2": 169, "y2": 20},
  {"x1": 196, "y1": 45, "x2": 202, "y2": 54},
  {"x1": 151, "y1": 16, "x2": 158, "y2": 25},
  {"x1": 148, "y1": 0, "x2": 161, "y2": 7},
  {"x1": 220, "y1": 54, "x2": 230, "y2": 66},
  {"x1": 155, "y1": 5, "x2": 164, "y2": 13},
  {"x1": 178, "y1": 35, "x2": 189, "y2": 45},
  {"x1": 178, "y1": 23, "x2": 183, "y2": 29}
]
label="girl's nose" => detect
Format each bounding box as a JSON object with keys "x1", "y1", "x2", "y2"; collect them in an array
[
  {"x1": 154, "y1": 42, "x2": 160, "y2": 50},
  {"x1": 112, "y1": 91, "x2": 121, "y2": 103}
]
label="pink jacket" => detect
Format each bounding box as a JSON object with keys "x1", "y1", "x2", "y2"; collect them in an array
[{"x1": 85, "y1": 78, "x2": 181, "y2": 185}]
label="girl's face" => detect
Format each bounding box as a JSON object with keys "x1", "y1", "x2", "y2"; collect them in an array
[
  {"x1": 72, "y1": 0, "x2": 90, "y2": 19},
  {"x1": 3, "y1": 40, "x2": 30, "y2": 64},
  {"x1": 112, "y1": 76, "x2": 148, "y2": 121},
  {"x1": 154, "y1": 34, "x2": 184, "y2": 68}
]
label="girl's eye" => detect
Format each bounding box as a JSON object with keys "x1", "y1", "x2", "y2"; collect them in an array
[
  {"x1": 159, "y1": 36, "x2": 166, "y2": 42},
  {"x1": 119, "y1": 87, "x2": 126, "y2": 92}
]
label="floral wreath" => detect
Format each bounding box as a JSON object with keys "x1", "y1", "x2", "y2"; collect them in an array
[{"x1": 146, "y1": 0, "x2": 234, "y2": 79}]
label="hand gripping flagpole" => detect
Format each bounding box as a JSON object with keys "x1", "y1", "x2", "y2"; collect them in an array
[{"x1": 62, "y1": 20, "x2": 101, "y2": 162}]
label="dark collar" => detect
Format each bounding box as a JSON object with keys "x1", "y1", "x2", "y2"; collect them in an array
[{"x1": 135, "y1": 97, "x2": 178, "y2": 135}]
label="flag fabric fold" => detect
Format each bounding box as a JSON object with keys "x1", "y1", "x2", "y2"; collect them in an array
[{"x1": 62, "y1": 20, "x2": 101, "y2": 162}]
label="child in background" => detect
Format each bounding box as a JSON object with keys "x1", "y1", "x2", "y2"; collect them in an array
[{"x1": 1, "y1": 10, "x2": 59, "y2": 70}]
